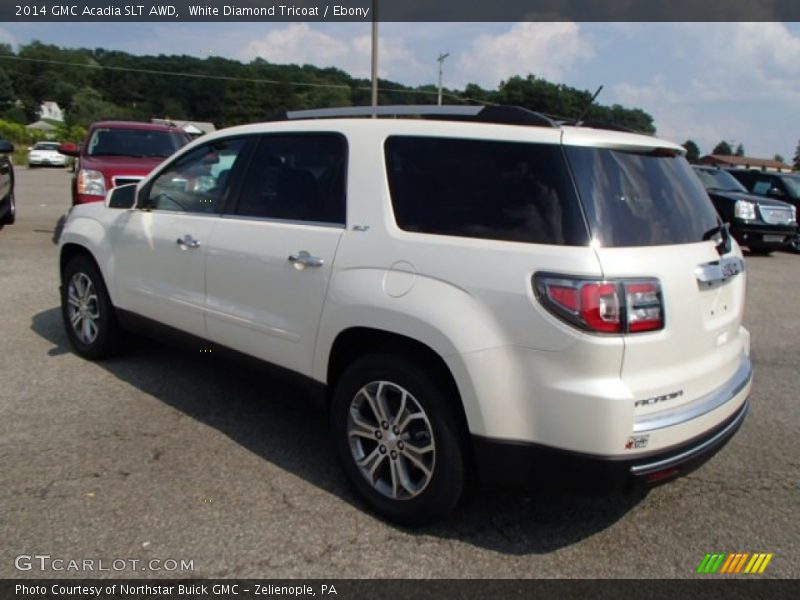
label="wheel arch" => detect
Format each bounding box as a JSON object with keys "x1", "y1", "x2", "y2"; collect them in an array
[
  {"x1": 60, "y1": 243, "x2": 101, "y2": 280},
  {"x1": 326, "y1": 327, "x2": 472, "y2": 444}
]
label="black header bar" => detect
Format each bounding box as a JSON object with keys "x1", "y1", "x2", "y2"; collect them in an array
[{"x1": 3, "y1": 0, "x2": 800, "y2": 22}]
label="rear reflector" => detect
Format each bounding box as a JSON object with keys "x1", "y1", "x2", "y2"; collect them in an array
[
  {"x1": 534, "y1": 274, "x2": 664, "y2": 334},
  {"x1": 646, "y1": 467, "x2": 680, "y2": 483}
]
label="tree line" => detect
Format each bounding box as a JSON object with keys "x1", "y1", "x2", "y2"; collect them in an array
[
  {"x1": 0, "y1": 40, "x2": 656, "y2": 140},
  {"x1": 682, "y1": 138, "x2": 799, "y2": 170}
]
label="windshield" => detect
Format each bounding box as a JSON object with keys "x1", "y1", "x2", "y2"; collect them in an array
[
  {"x1": 693, "y1": 168, "x2": 748, "y2": 193},
  {"x1": 87, "y1": 128, "x2": 189, "y2": 158},
  {"x1": 565, "y1": 147, "x2": 720, "y2": 247},
  {"x1": 33, "y1": 142, "x2": 60, "y2": 151},
  {"x1": 780, "y1": 176, "x2": 800, "y2": 200}
]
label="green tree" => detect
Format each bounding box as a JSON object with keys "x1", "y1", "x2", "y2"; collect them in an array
[
  {"x1": 67, "y1": 86, "x2": 129, "y2": 127},
  {"x1": 793, "y1": 141, "x2": 800, "y2": 170},
  {"x1": 735, "y1": 143, "x2": 745, "y2": 157},
  {"x1": 2, "y1": 105, "x2": 26, "y2": 124},
  {"x1": 713, "y1": 141, "x2": 733, "y2": 156},
  {"x1": 773, "y1": 154, "x2": 785, "y2": 164},
  {"x1": 682, "y1": 140, "x2": 701, "y2": 163},
  {"x1": 0, "y1": 68, "x2": 15, "y2": 106}
]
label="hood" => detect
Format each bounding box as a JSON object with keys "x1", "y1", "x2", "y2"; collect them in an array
[
  {"x1": 79, "y1": 154, "x2": 165, "y2": 175},
  {"x1": 707, "y1": 189, "x2": 794, "y2": 209}
]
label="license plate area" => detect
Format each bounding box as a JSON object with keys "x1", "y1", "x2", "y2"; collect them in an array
[{"x1": 763, "y1": 234, "x2": 786, "y2": 243}]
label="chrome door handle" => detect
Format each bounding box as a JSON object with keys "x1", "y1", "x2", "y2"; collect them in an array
[
  {"x1": 288, "y1": 250, "x2": 324, "y2": 268},
  {"x1": 176, "y1": 235, "x2": 201, "y2": 249}
]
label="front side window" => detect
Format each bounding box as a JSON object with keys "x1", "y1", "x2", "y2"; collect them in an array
[
  {"x1": 234, "y1": 134, "x2": 346, "y2": 225},
  {"x1": 384, "y1": 136, "x2": 588, "y2": 245},
  {"x1": 147, "y1": 138, "x2": 247, "y2": 213},
  {"x1": 752, "y1": 179, "x2": 774, "y2": 196}
]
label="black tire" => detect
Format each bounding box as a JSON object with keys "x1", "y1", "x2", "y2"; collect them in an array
[
  {"x1": 1, "y1": 190, "x2": 13, "y2": 225},
  {"x1": 331, "y1": 354, "x2": 467, "y2": 525},
  {"x1": 788, "y1": 235, "x2": 800, "y2": 254},
  {"x1": 61, "y1": 254, "x2": 123, "y2": 359}
]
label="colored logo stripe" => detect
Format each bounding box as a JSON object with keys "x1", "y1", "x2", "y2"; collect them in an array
[{"x1": 697, "y1": 553, "x2": 773, "y2": 574}]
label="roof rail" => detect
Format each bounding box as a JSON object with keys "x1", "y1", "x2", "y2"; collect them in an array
[{"x1": 268, "y1": 105, "x2": 558, "y2": 128}]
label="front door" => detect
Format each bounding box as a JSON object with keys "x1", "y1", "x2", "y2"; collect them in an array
[{"x1": 113, "y1": 137, "x2": 249, "y2": 338}]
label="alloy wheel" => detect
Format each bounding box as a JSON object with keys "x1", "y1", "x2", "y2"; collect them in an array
[
  {"x1": 67, "y1": 272, "x2": 100, "y2": 344},
  {"x1": 347, "y1": 380, "x2": 436, "y2": 500}
]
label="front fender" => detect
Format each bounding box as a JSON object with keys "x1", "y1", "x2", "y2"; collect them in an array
[{"x1": 59, "y1": 211, "x2": 118, "y2": 303}]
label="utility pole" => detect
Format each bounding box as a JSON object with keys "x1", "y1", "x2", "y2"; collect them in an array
[
  {"x1": 371, "y1": 0, "x2": 378, "y2": 110},
  {"x1": 437, "y1": 52, "x2": 450, "y2": 106}
]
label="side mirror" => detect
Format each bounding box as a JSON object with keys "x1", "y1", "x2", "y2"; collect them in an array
[
  {"x1": 58, "y1": 142, "x2": 80, "y2": 157},
  {"x1": 0, "y1": 140, "x2": 14, "y2": 154},
  {"x1": 105, "y1": 183, "x2": 137, "y2": 209},
  {"x1": 767, "y1": 186, "x2": 785, "y2": 199}
]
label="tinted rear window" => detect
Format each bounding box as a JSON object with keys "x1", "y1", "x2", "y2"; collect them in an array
[
  {"x1": 33, "y1": 142, "x2": 60, "y2": 151},
  {"x1": 384, "y1": 137, "x2": 588, "y2": 245},
  {"x1": 565, "y1": 147, "x2": 720, "y2": 247}
]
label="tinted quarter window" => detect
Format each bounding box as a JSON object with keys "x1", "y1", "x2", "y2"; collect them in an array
[
  {"x1": 147, "y1": 137, "x2": 247, "y2": 213},
  {"x1": 384, "y1": 137, "x2": 588, "y2": 245},
  {"x1": 235, "y1": 134, "x2": 346, "y2": 225},
  {"x1": 566, "y1": 147, "x2": 720, "y2": 247}
]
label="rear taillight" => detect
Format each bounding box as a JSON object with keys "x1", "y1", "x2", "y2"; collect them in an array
[
  {"x1": 625, "y1": 282, "x2": 663, "y2": 332},
  {"x1": 533, "y1": 274, "x2": 664, "y2": 334}
]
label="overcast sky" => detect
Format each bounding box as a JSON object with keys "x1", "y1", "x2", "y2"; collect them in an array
[{"x1": 3, "y1": 21, "x2": 799, "y2": 160}]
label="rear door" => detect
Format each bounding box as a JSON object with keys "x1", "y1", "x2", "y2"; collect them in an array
[
  {"x1": 564, "y1": 143, "x2": 749, "y2": 422},
  {"x1": 204, "y1": 133, "x2": 346, "y2": 376}
]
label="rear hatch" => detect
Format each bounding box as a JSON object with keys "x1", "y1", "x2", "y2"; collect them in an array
[{"x1": 562, "y1": 133, "x2": 749, "y2": 422}]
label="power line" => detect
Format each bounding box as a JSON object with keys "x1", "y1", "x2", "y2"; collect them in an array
[{"x1": 0, "y1": 54, "x2": 482, "y2": 104}]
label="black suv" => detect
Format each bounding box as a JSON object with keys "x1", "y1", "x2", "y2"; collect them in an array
[
  {"x1": 726, "y1": 168, "x2": 800, "y2": 252},
  {"x1": 0, "y1": 138, "x2": 14, "y2": 230},
  {"x1": 692, "y1": 165, "x2": 797, "y2": 255}
]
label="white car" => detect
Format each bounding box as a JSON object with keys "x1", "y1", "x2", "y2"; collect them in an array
[
  {"x1": 27, "y1": 141, "x2": 68, "y2": 168},
  {"x1": 57, "y1": 105, "x2": 752, "y2": 524}
]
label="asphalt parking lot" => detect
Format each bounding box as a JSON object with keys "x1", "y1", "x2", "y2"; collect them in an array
[{"x1": 1, "y1": 166, "x2": 798, "y2": 579}]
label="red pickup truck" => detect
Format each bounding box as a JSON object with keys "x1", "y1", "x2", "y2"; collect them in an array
[{"x1": 59, "y1": 121, "x2": 191, "y2": 205}]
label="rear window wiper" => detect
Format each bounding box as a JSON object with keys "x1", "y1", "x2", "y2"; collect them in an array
[{"x1": 702, "y1": 223, "x2": 732, "y2": 256}]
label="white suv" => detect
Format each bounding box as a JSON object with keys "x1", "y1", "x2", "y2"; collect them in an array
[{"x1": 58, "y1": 105, "x2": 752, "y2": 524}]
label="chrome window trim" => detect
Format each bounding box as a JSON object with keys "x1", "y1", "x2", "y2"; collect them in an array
[
  {"x1": 219, "y1": 213, "x2": 346, "y2": 229},
  {"x1": 633, "y1": 356, "x2": 751, "y2": 433}
]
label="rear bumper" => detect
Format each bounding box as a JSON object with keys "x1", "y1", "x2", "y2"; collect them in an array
[{"x1": 472, "y1": 395, "x2": 749, "y2": 490}]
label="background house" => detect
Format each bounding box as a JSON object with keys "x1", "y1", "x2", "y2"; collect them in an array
[
  {"x1": 151, "y1": 118, "x2": 216, "y2": 137},
  {"x1": 700, "y1": 154, "x2": 793, "y2": 173}
]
